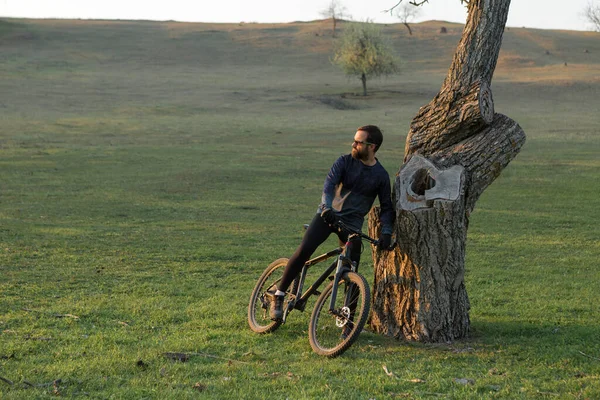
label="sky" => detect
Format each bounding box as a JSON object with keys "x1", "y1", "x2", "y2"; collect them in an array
[{"x1": 1, "y1": 0, "x2": 597, "y2": 32}]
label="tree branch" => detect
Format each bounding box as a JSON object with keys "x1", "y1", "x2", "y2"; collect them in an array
[
  {"x1": 384, "y1": 1, "x2": 403, "y2": 14},
  {"x1": 584, "y1": 2, "x2": 600, "y2": 31},
  {"x1": 164, "y1": 352, "x2": 251, "y2": 364},
  {"x1": 429, "y1": 113, "x2": 526, "y2": 215},
  {"x1": 579, "y1": 351, "x2": 600, "y2": 361},
  {"x1": 405, "y1": 79, "x2": 494, "y2": 157},
  {"x1": 384, "y1": 0, "x2": 428, "y2": 15},
  {"x1": 0, "y1": 376, "x2": 14, "y2": 386}
]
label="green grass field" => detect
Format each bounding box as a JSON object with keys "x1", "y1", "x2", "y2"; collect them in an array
[{"x1": 1, "y1": 17, "x2": 599, "y2": 398}]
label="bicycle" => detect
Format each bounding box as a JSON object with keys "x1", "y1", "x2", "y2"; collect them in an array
[{"x1": 247, "y1": 221, "x2": 381, "y2": 358}]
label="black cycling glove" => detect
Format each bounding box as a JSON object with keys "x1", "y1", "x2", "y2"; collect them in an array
[
  {"x1": 320, "y1": 208, "x2": 338, "y2": 226},
  {"x1": 378, "y1": 233, "x2": 392, "y2": 250}
]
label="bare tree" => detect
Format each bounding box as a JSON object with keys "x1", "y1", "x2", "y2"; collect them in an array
[
  {"x1": 320, "y1": 0, "x2": 351, "y2": 37},
  {"x1": 584, "y1": 1, "x2": 600, "y2": 31},
  {"x1": 368, "y1": 0, "x2": 525, "y2": 342},
  {"x1": 394, "y1": 3, "x2": 421, "y2": 35}
]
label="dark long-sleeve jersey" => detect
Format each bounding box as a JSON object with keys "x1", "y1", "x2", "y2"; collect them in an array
[{"x1": 318, "y1": 154, "x2": 394, "y2": 235}]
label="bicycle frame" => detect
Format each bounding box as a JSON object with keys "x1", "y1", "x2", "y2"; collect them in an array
[
  {"x1": 275, "y1": 220, "x2": 381, "y2": 323},
  {"x1": 284, "y1": 233, "x2": 360, "y2": 319}
]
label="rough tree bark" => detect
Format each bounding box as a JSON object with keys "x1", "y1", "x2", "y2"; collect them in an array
[{"x1": 368, "y1": 0, "x2": 526, "y2": 342}]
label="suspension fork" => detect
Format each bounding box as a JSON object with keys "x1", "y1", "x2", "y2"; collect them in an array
[{"x1": 328, "y1": 238, "x2": 356, "y2": 313}]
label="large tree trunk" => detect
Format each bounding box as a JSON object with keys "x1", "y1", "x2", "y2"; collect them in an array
[{"x1": 368, "y1": 0, "x2": 526, "y2": 342}]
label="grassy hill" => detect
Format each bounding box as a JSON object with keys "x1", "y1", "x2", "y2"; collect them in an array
[
  {"x1": 1, "y1": 18, "x2": 598, "y2": 149},
  {"x1": 1, "y1": 18, "x2": 599, "y2": 398}
]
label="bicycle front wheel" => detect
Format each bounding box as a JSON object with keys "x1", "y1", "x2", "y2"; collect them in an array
[
  {"x1": 248, "y1": 258, "x2": 289, "y2": 334},
  {"x1": 308, "y1": 271, "x2": 370, "y2": 357}
]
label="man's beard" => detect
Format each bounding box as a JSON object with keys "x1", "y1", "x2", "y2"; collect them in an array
[{"x1": 352, "y1": 147, "x2": 368, "y2": 161}]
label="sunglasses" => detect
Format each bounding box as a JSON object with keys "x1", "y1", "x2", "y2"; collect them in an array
[{"x1": 352, "y1": 140, "x2": 374, "y2": 146}]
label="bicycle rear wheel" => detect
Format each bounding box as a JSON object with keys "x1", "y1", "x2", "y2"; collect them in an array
[
  {"x1": 308, "y1": 271, "x2": 370, "y2": 357},
  {"x1": 248, "y1": 258, "x2": 293, "y2": 334}
]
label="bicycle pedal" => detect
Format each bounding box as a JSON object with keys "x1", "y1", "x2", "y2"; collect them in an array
[{"x1": 259, "y1": 295, "x2": 269, "y2": 310}]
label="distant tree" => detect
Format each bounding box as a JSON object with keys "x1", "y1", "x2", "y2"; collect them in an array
[
  {"x1": 320, "y1": 0, "x2": 351, "y2": 37},
  {"x1": 584, "y1": 1, "x2": 600, "y2": 31},
  {"x1": 332, "y1": 22, "x2": 399, "y2": 96},
  {"x1": 394, "y1": 3, "x2": 421, "y2": 35}
]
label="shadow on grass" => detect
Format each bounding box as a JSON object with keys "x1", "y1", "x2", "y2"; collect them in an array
[
  {"x1": 471, "y1": 320, "x2": 599, "y2": 344},
  {"x1": 339, "y1": 320, "x2": 600, "y2": 360}
]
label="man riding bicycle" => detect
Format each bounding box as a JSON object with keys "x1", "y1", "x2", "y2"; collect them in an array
[{"x1": 268, "y1": 125, "x2": 394, "y2": 321}]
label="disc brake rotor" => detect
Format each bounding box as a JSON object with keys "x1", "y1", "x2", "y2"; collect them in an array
[{"x1": 335, "y1": 306, "x2": 351, "y2": 327}]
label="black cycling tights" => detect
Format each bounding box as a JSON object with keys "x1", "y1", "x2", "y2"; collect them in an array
[{"x1": 278, "y1": 213, "x2": 362, "y2": 292}]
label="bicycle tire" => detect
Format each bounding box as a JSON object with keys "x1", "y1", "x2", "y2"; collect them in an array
[
  {"x1": 308, "y1": 271, "x2": 370, "y2": 357},
  {"x1": 247, "y1": 258, "x2": 295, "y2": 334}
]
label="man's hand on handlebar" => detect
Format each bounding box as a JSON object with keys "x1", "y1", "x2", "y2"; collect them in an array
[
  {"x1": 378, "y1": 233, "x2": 392, "y2": 250},
  {"x1": 320, "y1": 208, "x2": 338, "y2": 226}
]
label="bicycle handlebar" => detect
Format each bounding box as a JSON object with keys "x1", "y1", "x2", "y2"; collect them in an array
[
  {"x1": 305, "y1": 220, "x2": 396, "y2": 250},
  {"x1": 334, "y1": 220, "x2": 380, "y2": 246}
]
